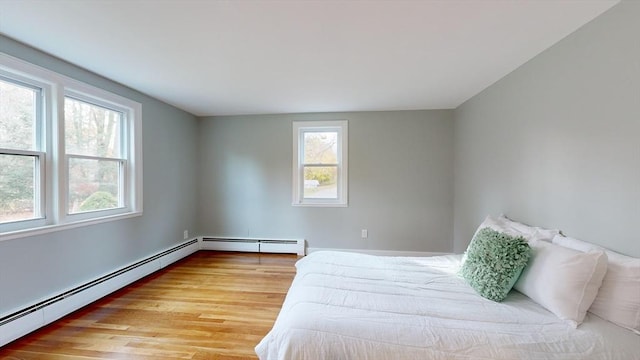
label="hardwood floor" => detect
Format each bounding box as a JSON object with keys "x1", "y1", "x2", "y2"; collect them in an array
[{"x1": 0, "y1": 251, "x2": 299, "y2": 360}]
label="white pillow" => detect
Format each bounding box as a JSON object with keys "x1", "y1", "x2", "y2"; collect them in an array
[
  {"x1": 498, "y1": 214, "x2": 560, "y2": 242},
  {"x1": 471, "y1": 215, "x2": 559, "y2": 243},
  {"x1": 514, "y1": 239, "x2": 607, "y2": 328},
  {"x1": 553, "y1": 235, "x2": 640, "y2": 334}
]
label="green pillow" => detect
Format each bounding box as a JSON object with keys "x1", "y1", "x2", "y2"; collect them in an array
[{"x1": 460, "y1": 227, "x2": 531, "y2": 302}]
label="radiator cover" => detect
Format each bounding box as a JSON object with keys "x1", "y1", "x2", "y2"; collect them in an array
[{"x1": 201, "y1": 237, "x2": 305, "y2": 256}]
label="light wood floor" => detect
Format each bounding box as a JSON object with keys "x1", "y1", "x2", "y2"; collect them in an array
[{"x1": 0, "y1": 251, "x2": 299, "y2": 360}]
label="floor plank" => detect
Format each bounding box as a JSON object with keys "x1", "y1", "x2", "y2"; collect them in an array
[{"x1": 0, "y1": 251, "x2": 298, "y2": 360}]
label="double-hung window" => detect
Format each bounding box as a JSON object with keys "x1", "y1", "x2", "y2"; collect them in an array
[
  {"x1": 0, "y1": 53, "x2": 142, "y2": 238},
  {"x1": 292, "y1": 120, "x2": 348, "y2": 207},
  {"x1": 0, "y1": 76, "x2": 45, "y2": 228},
  {"x1": 64, "y1": 95, "x2": 126, "y2": 217}
]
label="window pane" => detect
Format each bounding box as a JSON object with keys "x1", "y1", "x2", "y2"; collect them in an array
[
  {"x1": 68, "y1": 158, "x2": 120, "y2": 213},
  {"x1": 0, "y1": 78, "x2": 37, "y2": 150},
  {"x1": 65, "y1": 97, "x2": 122, "y2": 158},
  {"x1": 0, "y1": 154, "x2": 36, "y2": 223},
  {"x1": 304, "y1": 132, "x2": 338, "y2": 164},
  {"x1": 303, "y1": 166, "x2": 337, "y2": 199}
]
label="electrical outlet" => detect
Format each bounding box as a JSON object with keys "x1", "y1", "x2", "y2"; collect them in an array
[
  {"x1": 183, "y1": 230, "x2": 189, "y2": 240},
  {"x1": 361, "y1": 229, "x2": 368, "y2": 239}
]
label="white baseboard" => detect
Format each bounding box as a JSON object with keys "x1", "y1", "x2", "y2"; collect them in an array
[
  {"x1": 0, "y1": 238, "x2": 199, "y2": 347},
  {"x1": 306, "y1": 247, "x2": 451, "y2": 257}
]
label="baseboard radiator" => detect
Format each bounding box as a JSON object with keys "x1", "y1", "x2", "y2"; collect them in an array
[
  {"x1": 0, "y1": 239, "x2": 199, "y2": 347},
  {"x1": 201, "y1": 237, "x2": 305, "y2": 256}
]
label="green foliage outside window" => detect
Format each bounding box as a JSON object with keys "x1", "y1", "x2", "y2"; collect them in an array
[
  {"x1": 79, "y1": 191, "x2": 117, "y2": 212},
  {"x1": 304, "y1": 132, "x2": 338, "y2": 186}
]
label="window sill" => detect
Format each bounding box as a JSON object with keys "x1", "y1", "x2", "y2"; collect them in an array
[
  {"x1": 292, "y1": 202, "x2": 348, "y2": 208},
  {"x1": 0, "y1": 211, "x2": 143, "y2": 242}
]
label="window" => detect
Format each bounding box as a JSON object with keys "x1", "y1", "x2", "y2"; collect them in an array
[
  {"x1": 0, "y1": 77, "x2": 44, "y2": 225},
  {"x1": 292, "y1": 120, "x2": 348, "y2": 207},
  {"x1": 0, "y1": 53, "x2": 142, "y2": 238},
  {"x1": 65, "y1": 96, "x2": 124, "y2": 215}
]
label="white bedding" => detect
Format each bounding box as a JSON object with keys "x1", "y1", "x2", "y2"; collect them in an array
[{"x1": 256, "y1": 251, "x2": 639, "y2": 360}]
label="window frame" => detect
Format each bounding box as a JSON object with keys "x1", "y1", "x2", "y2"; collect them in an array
[
  {"x1": 0, "y1": 53, "x2": 142, "y2": 241},
  {"x1": 62, "y1": 90, "x2": 129, "y2": 221},
  {"x1": 292, "y1": 120, "x2": 348, "y2": 207},
  {"x1": 0, "y1": 66, "x2": 51, "y2": 232}
]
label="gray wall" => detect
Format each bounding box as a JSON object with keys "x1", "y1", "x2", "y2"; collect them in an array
[
  {"x1": 198, "y1": 110, "x2": 454, "y2": 253},
  {"x1": 453, "y1": 1, "x2": 640, "y2": 256},
  {"x1": 0, "y1": 36, "x2": 200, "y2": 314}
]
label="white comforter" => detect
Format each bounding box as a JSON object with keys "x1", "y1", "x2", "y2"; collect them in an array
[{"x1": 256, "y1": 251, "x2": 639, "y2": 360}]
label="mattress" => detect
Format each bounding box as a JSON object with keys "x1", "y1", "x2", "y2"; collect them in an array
[{"x1": 256, "y1": 251, "x2": 639, "y2": 360}]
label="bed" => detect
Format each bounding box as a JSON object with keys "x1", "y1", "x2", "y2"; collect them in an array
[{"x1": 255, "y1": 250, "x2": 639, "y2": 359}]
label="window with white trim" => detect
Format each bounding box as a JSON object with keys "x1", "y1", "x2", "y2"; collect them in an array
[
  {"x1": 292, "y1": 120, "x2": 348, "y2": 207},
  {"x1": 0, "y1": 53, "x2": 142, "y2": 237},
  {"x1": 0, "y1": 77, "x2": 45, "y2": 227}
]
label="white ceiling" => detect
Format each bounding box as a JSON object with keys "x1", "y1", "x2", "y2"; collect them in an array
[{"x1": 0, "y1": 0, "x2": 618, "y2": 117}]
